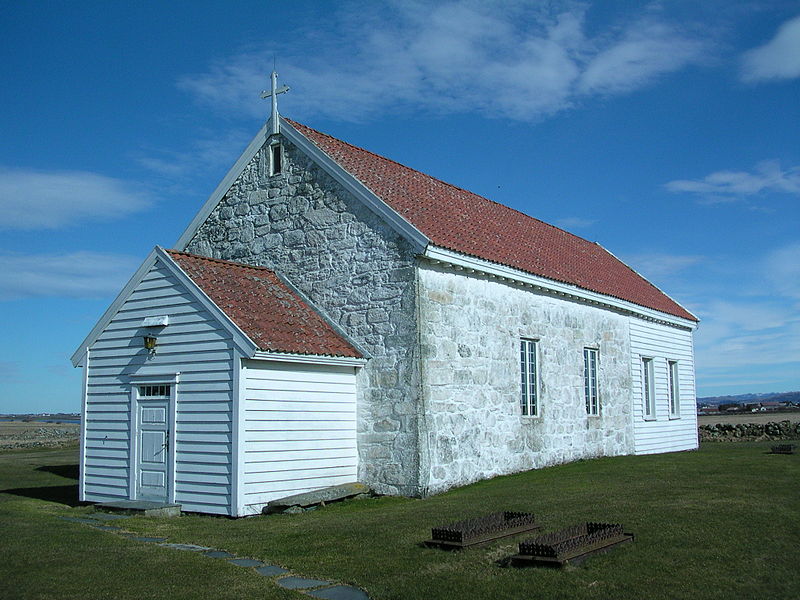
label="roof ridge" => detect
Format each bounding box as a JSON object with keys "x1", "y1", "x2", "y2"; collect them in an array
[
  {"x1": 165, "y1": 248, "x2": 275, "y2": 274},
  {"x1": 285, "y1": 118, "x2": 598, "y2": 247}
]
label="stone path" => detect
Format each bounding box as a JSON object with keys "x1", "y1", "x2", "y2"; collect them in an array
[{"x1": 57, "y1": 512, "x2": 370, "y2": 600}]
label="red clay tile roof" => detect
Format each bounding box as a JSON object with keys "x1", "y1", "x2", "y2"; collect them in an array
[
  {"x1": 288, "y1": 119, "x2": 697, "y2": 322},
  {"x1": 166, "y1": 249, "x2": 362, "y2": 358}
]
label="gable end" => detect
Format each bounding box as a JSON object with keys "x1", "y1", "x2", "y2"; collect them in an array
[{"x1": 175, "y1": 117, "x2": 429, "y2": 255}]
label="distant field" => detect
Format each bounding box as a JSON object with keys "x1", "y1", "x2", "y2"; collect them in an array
[
  {"x1": 698, "y1": 411, "x2": 800, "y2": 426},
  {"x1": 0, "y1": 420, "x2": 79, "y2": 449}
]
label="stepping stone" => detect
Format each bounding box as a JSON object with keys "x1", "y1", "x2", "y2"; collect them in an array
[
  {"x1": 276, "y1": 576, "x2": 331, "y2": 590},
  {"x1": 265, "y1": 482, "x2": 370, "y2": 514},
  {"x1": 130, "y1": 536, "x2": 167, "y2": 543},
  {"x1": 227, "y1": 558, "x2": 264, "y2": 568},
  {"x1": 255, "y1": 565, "x2": 289, "y2": 577},
  {"x1": 203, "y1": 550, "x2": 234, "y2": 559},
  {"x1": 97, "y1": 500, "x2": 181, "y2": 518},
  {"x1": 88, "y1": 513, "x2": 131, "y2": 521},
  {"x1": 308, "y1": 586, "x2": 371, "y2": 600},
  {"x1": 158, "y1": 543, "x2": 210, "y2": 552},
  {"x1": 58, "y1": 517, "x2": 100, "y2": 524}
]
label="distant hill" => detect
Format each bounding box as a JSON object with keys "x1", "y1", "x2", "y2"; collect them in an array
[{"x1": 697, "y1": 391, "x2": 800, "y2": 407}]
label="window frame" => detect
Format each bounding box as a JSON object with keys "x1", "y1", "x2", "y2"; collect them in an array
[
  {"x1": 583, "y1": 347, "x2": 600, "y2": 417},
  {"x1": 269, "y1": 141, "x2": 283, "y2": 176},
  {"x1": 668, "y1": 360, "x2": 680, "y2": 419},
  {"x1": 138, "y1": 384, "x2": 171, "y2": 399},
  {"x1": 520, "y1": 338, "x2": 540, "y2": 417},
  {"x1": 642, "y1": 357, "x2": 656, "y2": 421}
]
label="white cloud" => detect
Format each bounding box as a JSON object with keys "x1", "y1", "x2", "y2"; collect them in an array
[
  {"x1": 691, "y1": 243, "x2": 800, "y2": 375},
  {"x1": 579, "y1": 20, "x2": 705, "y2": 95},
  {"x1": 741, "y1": 15, "x2": 800, "y2": 82},
  {"x1": 665, "y1": 160, "x2": 800, "y2": 199},
  {"x1": 137, "y1": 129, "x2": 252, "y2": 178},
  {"x1": 0, "y1": 168, "x2": 152, "y2": 230},
  {"x1": 624, "y1": 252, "x2": 704, "y2": 281},
  {"x1": 0, "y1": 361, "x2": 20, "y2": 379},
  {"x1": 764, "y1": 242, "x2": 800, "y2": 299},
  {"x1": 694, "y1": 298, "x2": 800, "y2": 369},
  {"x1": 0, "y1": 252, "x2": 139, "y2": 300},
  {"x1": 554, "y1": 217, "x2": 596, "y2": 229},
  {"x1": 177, "y1": 2, "x2": 710, "y2": 122}
]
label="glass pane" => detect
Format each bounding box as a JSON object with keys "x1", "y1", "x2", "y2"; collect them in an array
[
  {"x1": 520, "y1": 342, "x2": 528, "y2": 413},
  {"x1": 520, "y1": 340, "x2": 537, "y2": 415},
  {"x1": 139, "y1": 384, "x2": 170, "y2": 398}
]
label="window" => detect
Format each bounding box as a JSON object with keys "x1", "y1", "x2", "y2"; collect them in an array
[
  {"x1": 642, "y1": 358, "x2": 655, "y2": 420},
  {"x1": 583, "y1": 348, "x2": 599, "y2": 416},
  {"x1": 520, "y1": 339, "x2": 539, "y2": 416},
  {"x1": 668, "y1": 360, "x2": 680, "y2": 418},
  {"x1": 138, "y1": 384, "x2": 170, "y2": 398},
  {"x1": 269, "y1": 142, "x2": 282, "y2": 175}
]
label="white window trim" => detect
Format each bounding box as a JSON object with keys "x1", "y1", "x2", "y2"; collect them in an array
[
  {"x1": 642, "y1": 357, "x2": 656, "y2": 421},
  {"x1": 584, "y1": 347, "x2": 600, "y2": 417},
  {"x1": 520, "y1": 338, "x2": 540, "y2": 418},
  {"x1": 668, "y1": 360, "x2": 680, "y2": 419}
]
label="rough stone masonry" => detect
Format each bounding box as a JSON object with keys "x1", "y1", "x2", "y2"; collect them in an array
[
  {"x1": 187, "y1": 135, "x2": 640, "y2": 497},
  {"x1": 417, "y1": 263, "x2": 634, "y2": 494},
  {"x1": 186, "y1": 139, "x2": 423, "y2": 496}
]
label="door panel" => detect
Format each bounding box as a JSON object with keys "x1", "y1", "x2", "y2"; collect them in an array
[{"x1": 136, "y1": 399, "x2": 169, "y2": 501}]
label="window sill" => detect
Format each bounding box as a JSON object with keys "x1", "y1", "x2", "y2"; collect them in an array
[
  {"x1": 669, "y1": 415, "x2": 681, "y2": 420},
  {"x1": 643, "y1": 416, "x2": 656, "y2": 422}
]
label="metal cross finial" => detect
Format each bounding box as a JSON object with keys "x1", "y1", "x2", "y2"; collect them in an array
[{"x1": 260, "y1": 71, "x2": 290, "y2": 135}]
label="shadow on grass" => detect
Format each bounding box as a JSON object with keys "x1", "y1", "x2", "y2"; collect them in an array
[
  {"x1": 36, "y1": 464, "x2": 79, "y2": 480},
  {"x1": 1, "y1": 483, "x2": 81, "y2": 506}
]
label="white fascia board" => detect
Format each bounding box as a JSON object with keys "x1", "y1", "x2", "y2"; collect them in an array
[
  {"x1": 252, "y1": 351, "x2": 367, "y2": 367},
  {"x1": 156, "y1": 247, "x2": 259, "y2": 357},
  {"x1": 174, "y1": 122, "x2": 272, "y2": 250},
  {"x1": 423, "y1": 245, "x2": 698, "y2": 331},
  {"x1": 279, "y1": 118, "x2": 430, "y2": 254},
  {"x1": 71, "y1": 248, "x2": 161, "y2": 367}
]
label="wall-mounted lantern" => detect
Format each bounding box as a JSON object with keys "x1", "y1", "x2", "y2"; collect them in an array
[
  {"x1": 141, "y1": 315, "x2": 168, "y2": 356},
  {"x1": 143, "y1": 335, "x2": 158, "y2": 352}
]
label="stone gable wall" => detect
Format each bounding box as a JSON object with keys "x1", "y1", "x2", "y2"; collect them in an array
[
  {"x1": 417, "y1": 263, "x2": 635, "y2": 494},
  {"x1": 184, "y1": 138, "x2": 422, "y2": 496}
]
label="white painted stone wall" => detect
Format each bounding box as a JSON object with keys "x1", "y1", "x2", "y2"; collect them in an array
[{"x1": 417, "y1": 262, "x2": 636, "y2": 494}]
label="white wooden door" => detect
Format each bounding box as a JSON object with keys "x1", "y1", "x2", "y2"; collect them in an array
[{"x1": 136, "y1": 397, "x2": 170, "y2": 502}]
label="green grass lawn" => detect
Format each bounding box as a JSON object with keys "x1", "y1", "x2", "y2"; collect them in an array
[{"x1": 2, "y1": 443, "x2": 798, "y2": 600}]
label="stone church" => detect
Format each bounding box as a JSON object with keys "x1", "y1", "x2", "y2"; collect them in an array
[{"x1": 73, "y1": 98, "x2": 699, "y2": 516}]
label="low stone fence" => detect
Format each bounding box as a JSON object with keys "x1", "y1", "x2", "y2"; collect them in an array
[
  {"x1": 699, "y1": 420, "x2": 800, "y2": 442},
  {"x1": 0, "y1": 422, "x2": 80, "y2": 450}
]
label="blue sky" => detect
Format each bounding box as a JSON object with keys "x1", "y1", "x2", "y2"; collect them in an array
[{"x1": 1, "y1": 1, "x2": 798, "y2": 413}]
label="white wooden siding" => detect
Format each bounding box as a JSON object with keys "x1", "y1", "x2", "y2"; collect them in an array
[
  {"x1": 629, "y1": 318, "x2": 698, "y2": 454},
  {"x1": 82, "y1": 260, "x2": 235, "y2": 514},
  {"x1": 240, "y1": 359, "x2": 358, "y2": 515}
]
